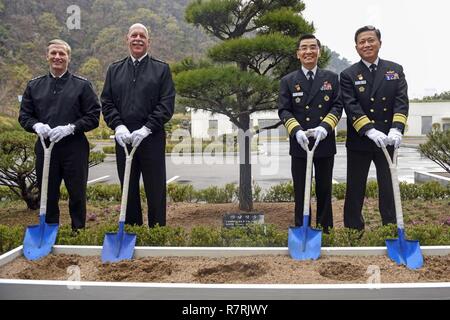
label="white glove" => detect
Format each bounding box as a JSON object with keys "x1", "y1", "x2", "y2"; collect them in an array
[
  {"x1": 365, "y1": 128, "x2": 388, "y2": 148},
  {"x1": 309, "y1": 126, "x2": 328, "y2": 147},
  {"x1": 115, "y1": 125, "x2": 131, "y2": 148},
  {"x1": 130, "y1": 126, "x2": 152, "y2": 147},
  {"x1": 295, "y1": 130, "x2": 309, "y2": 151},
  {"x1": 32, "y1": 123, "x2": 51, "y2": 139},
  {"x1": 48, "y1": 124, "x2": 75, "y2": 143},
  {"x1": 387, "y1": 128, "x2": 403, "y2": 149}
]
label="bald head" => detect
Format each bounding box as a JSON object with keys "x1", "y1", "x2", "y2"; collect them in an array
[{"x1": 128, "y1": 23, "x2": 149, "y2": 38}]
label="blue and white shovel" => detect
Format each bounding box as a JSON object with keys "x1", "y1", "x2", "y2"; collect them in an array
[
  {"x1": 101, "y1": 144, "x2": 137, "y2": 263},
  {"x1": 288, "y1": 137, "x2": 322, "y2": 260},
  {"x1": 23, "y1": 137, "x2": 59, "y2": 260},
  {"x1": 381, "y1": 145, "x2": 423, "y2": 269}
]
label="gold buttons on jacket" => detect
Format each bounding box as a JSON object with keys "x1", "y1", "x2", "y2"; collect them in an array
[
  {"x1": 306, "y1": 117, "x2": 310, "y2": 121},
  {"x1": 384, "y1": 108, "x2": 388, "y2": 112},
  {"x1": 320, "y1": 116, "x2": 324, "y2": 120},
  {"x1": 385, "y1": 120, "x2": 388, "y2": 123},
  {"x1": 382, "y1": 97, "x2": 386, "y2": 101},
  {"x1": 306, "y1": 106, "x2": 310, "y2": 109},
  {"x1": 371, "y1": 120, "x2": 375, "y2": 123},
  {"x1": 318, "y1": 104, "x2": 322, "y2": 109},
  {"x1": 370, "y1": 109, "x2": 374, "y2": 113},
  {"x1": 371, "y1": 98, "x2": 375, "y2": 102}
]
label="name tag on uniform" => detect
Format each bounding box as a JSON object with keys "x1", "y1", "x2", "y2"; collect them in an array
[
  {"x1": 355, "y1": 80, "x2": 367, "y2": 85},
  {"x1": 293, "y1": 92, "x2": 304, "y2": 97}
]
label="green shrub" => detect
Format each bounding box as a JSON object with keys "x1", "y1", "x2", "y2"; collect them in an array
[
  {"x1": 197, "y1": 184, "x2": 237, "y2": 203},
  {"x1": 190, "y1": 226, "x2": 223, "y2": 246},
  {"x1": 0, "y1": 186, "x2": 20, "y2": 201},
  {"x1": 167, "y1": 183, "x2": 196, "y2": 202},
  {"x1": 264, "y1": 181, "x2": 294, "y2": 202},
  {"x1": 365, "y1": 180, "x2": 379, "y2": 198},
  {"x1": 0, "y1": 225, "x2": 24, "y2": 254},
  {"x1": 332, "y1": 183, "x2": 346, "y2": 200},
  {"x1": 102, "y1": 146, "x2": 115, "y2": 154},
  {"x1": 1, "y1": 223, "x2": 449, "y2": 254},
  {"x1": 417, "y1": 181, "x2": 450, "y2": 200}
]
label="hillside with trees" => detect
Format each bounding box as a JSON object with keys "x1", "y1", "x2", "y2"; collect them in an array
[{"x1": 0, "y1": 0, "x2": 350, "y2": 117}]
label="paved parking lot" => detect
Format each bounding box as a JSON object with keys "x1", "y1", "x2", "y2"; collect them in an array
[{"x1": 88, "y1": 141, "x2": 443, "y2": 190}]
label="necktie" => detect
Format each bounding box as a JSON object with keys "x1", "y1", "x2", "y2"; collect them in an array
[
  {"x1": 133, "y1": 59, "x2": 139, "y2": 79},
  {"x1": 307, "y1": 70, "x2": 314, "y2": 88},
  {"x1": 369, "y1": 64, "x2": 377, "y2": 78}
]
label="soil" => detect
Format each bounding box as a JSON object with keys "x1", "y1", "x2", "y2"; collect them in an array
[
  {"x1": 2, "y1": 198, "x2": 449, "y2": 231},
  {"x1": 1, "y1": 254, "x2": 449, "y2": 284}
]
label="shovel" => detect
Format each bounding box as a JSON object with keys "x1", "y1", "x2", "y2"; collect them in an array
[
  {"x1": 23, "y1": 137, "x2": 59, "y2": 260},
  {"x1": 381, "y1": 144, "x2": 423, "y2": 269},
  {"x1": 101, "y1": 144, "x2": 137, "y2": 263},
  {"x1": 288, "y1": 135, "x2": 322, "y2": 260}
]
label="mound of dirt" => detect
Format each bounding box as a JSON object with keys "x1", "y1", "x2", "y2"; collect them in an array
[{"x1": 2, "y1": 254, "x2": 450, "y2": 284}]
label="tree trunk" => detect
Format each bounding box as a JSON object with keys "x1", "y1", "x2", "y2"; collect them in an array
[
  {"x1": 238, "y1": 113, "x2": 253, "y2": 211},
  {"x1": 21, "y1": 188, "x2": 39, "y2": 210}
]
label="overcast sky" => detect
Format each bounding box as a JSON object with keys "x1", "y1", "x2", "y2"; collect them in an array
[{"x1": 302, "y1": 0, "x2": 450, "y2": 98}]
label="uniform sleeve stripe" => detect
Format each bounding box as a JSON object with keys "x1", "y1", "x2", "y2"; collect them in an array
[
  {"x1": 285, "y1": 118, "x2": 296, "y2": 127},
  {"x1": 323, "y1": 117, "x2": 336, "y2": 129},
  {"x1": 353, "y1": 116, "x2": 371, "y2": 132},
  {"x1": 393, "y1": 113, "x2": 407, "y2": 125},
  {"x1": 285, "y1": 118, "x2": 300, "y2": 135}
]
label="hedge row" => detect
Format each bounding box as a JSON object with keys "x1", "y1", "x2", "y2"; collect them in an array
[
  {"x1": 1, "y1": 223, "x2": 449, "y2": 255},
  {"x1": 1, "y1": 180, "x2": 449, "y2": 203}
]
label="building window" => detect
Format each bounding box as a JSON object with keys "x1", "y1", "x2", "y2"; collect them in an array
[
  {"x1": 443, "y1": 123, "x2": 450, "y2": 131},
  {"x1": 421, "y1": 116, "x2": 432, "y2": 135},
  {"x1": 208, "y1": 119, "x2": 218, "y2": 138}
]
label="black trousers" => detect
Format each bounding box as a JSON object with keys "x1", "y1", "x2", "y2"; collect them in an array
[
  {"x1": 291, "y1": 155, "x2": 334, "y2": 230},
  {"x1": 344, "y1": 148, "x2": 396, "y2": 230},
  {"x1": 35, "y1": 135, "x2": 89, "y2": 230},
  {"x1": 115, "y1": 130, "x2": 166, "y2": 227}
]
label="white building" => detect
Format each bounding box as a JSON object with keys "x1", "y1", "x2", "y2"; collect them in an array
[{"x1": 191, "y1": 102, "x2": 450, "y2": 138}]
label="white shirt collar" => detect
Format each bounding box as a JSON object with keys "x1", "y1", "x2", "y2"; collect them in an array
[
  {"x1": 131, "y1": 53, "x2": 148, "y2": 63},
  {"x1": 50, "y1": 70, "x2": 67, "y2": 79},
  {"x1": 362, "y1": 57, "x2": 380, "y2": 70},
  {"x1": 302, "y1": 65, "x2": 318, "y2": 78}
]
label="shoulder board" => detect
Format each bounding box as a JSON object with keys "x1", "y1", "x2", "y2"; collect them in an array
[
  {"x1": 150, "y1": 56, "x2": 167, "y2": 64},
  {"x1": 111, "y1": 57, "x2": 128, "y2": 65},
  {"x1": 73, "y1": 74, "x2": 88, "y2": 81},
  {"x1": 29, "y1": 75, "x2": 46, "y2": 82}
]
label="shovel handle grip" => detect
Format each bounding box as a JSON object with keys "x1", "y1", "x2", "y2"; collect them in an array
[
  {"x1": 381, "y1": 145, "x2": 404, "y2": 229},
  {"x1": 118, "y1": 145, "x2": 137, "y2": 222},
  {"x1": 302, "y1": 140, "x2": 317, "y2": 218},
  {"x1": 39, "y1": 138, "x2": 55, "y2": 216}
]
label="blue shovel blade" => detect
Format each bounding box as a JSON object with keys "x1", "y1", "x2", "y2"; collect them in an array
[
  {"x1": 288, "y1": 226, "x2": 322, "y2": 260},
  {"x1": 23, "y1": 218, "x2": 59, "y2": 261},
  {"x1": 386, "y1": 238, "x2": 423, "y2": 270},
  {"x1": 101, "y1": 231, "x2": 136, "y2": 263}
]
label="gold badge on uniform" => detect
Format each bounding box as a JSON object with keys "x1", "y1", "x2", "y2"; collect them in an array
[
  {"x1": 324, "y1": 95, "x2": 330, "y2": 101},
  {"x1": 295, "y1": 84, "x2": 301, "y2": 91},
  {"x1": 357, "y1": 74, "x2": 364, "y2": 80},
  {"x1": 359, "y1": 86, "x2": 365, "y2": 93},
  {"x1": 295, "y1": 97, "x2": 301, "y2": 103}
]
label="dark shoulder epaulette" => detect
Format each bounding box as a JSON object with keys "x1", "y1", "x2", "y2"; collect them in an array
[
  {"x1": 111, "y1": 57, "x2": 128, "y2": 65},
  {"x1": 73, "y1": 74, "x2": 88, "y2": 81},
  {"x1": 29, "y1": 75, "x2": 46, "y2": 82},
  {"x1": 150, "y1": 56, "x2": 168, "y2": 65}
]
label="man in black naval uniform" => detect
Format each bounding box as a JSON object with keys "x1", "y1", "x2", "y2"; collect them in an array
[
  {"x1": 101, "y1": 23, "x2": 175, "y2": 227},
  {"x1": 19, "y1": 39, "x2": 101, "y2": 231},
  {"x1": 340, "y1": 26, "x2": 409, "y2": 230},
  {"x1": 278, "y1": 34, "x2": 343, "y2": 232}
]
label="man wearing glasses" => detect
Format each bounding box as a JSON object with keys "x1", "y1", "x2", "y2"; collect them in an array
[
  {"x1": 278, "y1": 34, "x2": 343, "y2": 233},
  {"x1": 340, "y1": 26, "x2": 409, "y2": 230}
]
